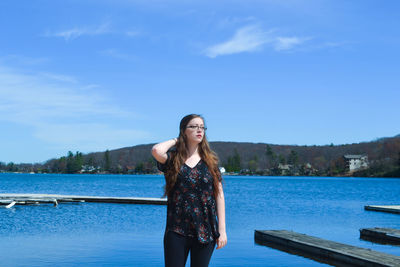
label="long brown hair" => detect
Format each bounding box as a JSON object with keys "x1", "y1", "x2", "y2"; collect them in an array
[{"x1": 164, "y1": 114, "x2": 222, "y2": 197}]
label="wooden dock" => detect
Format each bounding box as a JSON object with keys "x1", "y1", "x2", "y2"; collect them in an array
[
  {"x1": 255, "y1": 230, "x2": 400, "y2": 267},
  {"x1": 360, "y1": 228, "x2": 400, "y2": 245},
  {"x1": 365, "y1": 205, "x2": 400, "y2": 214},
  {"x1": 0, "y1": 193, "x2": 167, "y2": 207}
]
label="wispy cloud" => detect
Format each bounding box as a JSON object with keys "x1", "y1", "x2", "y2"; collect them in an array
[
  {"x1": 0, "y1": 65, "x2": 151, "y2": 155},
  {"x1": 205, "y1": 25, "x2": 273, "y2": 58},
  {"x1": 45, "y1": 23, "x2": 112, "y2": 41},
  {"x1": 204, "y1": 24, "x2": 310, "y2": 58},
  {"x1": 274, "y1": 36, "x2": 310, "y2": 51}
]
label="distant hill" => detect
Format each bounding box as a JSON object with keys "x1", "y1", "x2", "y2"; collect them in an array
[
  {"x1": 58, "y1": 135, "x2": 400, "y2": 175},
  {"x1": 5, "y1": 135, "x2": 399, "y2": 177}
]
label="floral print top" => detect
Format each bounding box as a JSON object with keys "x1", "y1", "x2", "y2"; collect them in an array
[{"x1": 157, "y1": 152, "x2": 221, "y2": 244}]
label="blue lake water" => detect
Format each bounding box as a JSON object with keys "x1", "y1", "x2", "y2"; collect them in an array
[{"x1": 1, "y1": 173, "x2": 400, "y2": 266}]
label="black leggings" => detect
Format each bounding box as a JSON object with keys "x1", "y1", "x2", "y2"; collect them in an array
[{"x1": 164, "y1": 230, "x2": 216, "y2": 267}]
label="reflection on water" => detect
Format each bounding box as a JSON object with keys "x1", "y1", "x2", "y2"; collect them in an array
[{"x1": 1, "y1": 174, "x2": 400, "y2": 266}]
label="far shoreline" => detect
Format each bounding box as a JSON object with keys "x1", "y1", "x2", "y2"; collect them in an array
[{"x1": 0, "y1": 171, "x2": 399, "y2": 179}]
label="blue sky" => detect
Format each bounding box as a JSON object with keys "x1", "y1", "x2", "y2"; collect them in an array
[{"x1": 1, "y1": 0, "x2": 400, "y2": 163}]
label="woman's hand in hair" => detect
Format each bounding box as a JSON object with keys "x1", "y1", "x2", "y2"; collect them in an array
[{"x1": 151, "y1": 138, "x2": 177, "y2": 164}]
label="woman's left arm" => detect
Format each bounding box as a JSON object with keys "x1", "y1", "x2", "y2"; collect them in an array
[{"x1": 216, "y1": 181, "x2": 227, "y2": 249}]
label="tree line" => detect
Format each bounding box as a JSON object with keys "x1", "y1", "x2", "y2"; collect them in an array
[
  {"x1": 0, "y1": 150, "x2": 157, "y2": 174},
  {"x1": 2, "y1": 137, "x2": 400, "y2": 177}
]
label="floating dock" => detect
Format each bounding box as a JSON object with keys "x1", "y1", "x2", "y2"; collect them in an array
[
  {"x1": 0, "y1": 193, "x2": 167, "y2": 208},
  {"x1": 360, "y1": 228, "x2": 400, "y2": 245},
  {"x1": 255, "y1": 230, "x2": 400, "y2": 267},
  {"x1": 365, "y1": 205, "x2": 400, "y2": 214}
]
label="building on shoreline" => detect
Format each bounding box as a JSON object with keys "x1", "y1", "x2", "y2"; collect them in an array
[
  {"x1": 219, "y1": 167, "x2": 226, "y2": 174},
  {"x1": 343, "y1": 155, "x2": 369, "y2": 172}
]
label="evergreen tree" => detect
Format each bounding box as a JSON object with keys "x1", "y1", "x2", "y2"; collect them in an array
[
  {"x1": 232, "y1": 149, "x2": 241, "y2": 172},
  {"x1": 6, "y1": 162, "x2": 16, "y2": 172},
  {"x1": 279, "y1": 154, "x2": 286, "y2": 165},
  {"x1": 66, "y1": 151, "x2": 83, "y2": 173},
  {"x1": 51, "y1": 156, "x2": 67, "y2": 173},
  {"x1": 74, "y1": 151, "x2": 83, "y2": 171},
  {"x1": 66, "y1": 151, "x2": 74, "y2": 173},
  {"x1": 225, "y1": 149, "x2": 241, "y2": 172},
  {"x1": 398, "y1": 152, "x2": 400, "y2": 167},
  {"x1": 104, "y1": 150, "x2": 111, "y2": 172},
  {"x1": 225, "y1": 157, "x2": 233, "y2": 172},
  {"x1": 266, "y1": 145, "x2": 277, "y2": 167},
  {"x1": 287, "y1": 150, "x2": 299, "y2": 166},
  {"x1": 86, "y1": 156, "x2": 95, "y2": 167},
  {"x1": 135, "y1": 162, "x2": 144, "y2": 173}
]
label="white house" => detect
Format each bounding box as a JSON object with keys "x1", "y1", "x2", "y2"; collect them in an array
[
  {"x1": 278, "y1": 163, "x2": 293, "y2": 175},
  {"x1": 343, "y1": 155, "x2": 369, "y2": 172}
]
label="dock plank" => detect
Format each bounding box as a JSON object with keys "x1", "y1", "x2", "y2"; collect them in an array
[
  {"x1": 360, "y1": 228, "x2": 400, "y2": 245},
  {"x1": 0, "y1": 193, "x2": 167, "y2": 205},
  {"x1": 365, "y1": 205, "x2": 400, "y2": 214},
  {"x1": 255, "y1": 230, "x2": 400, "y2": 267}
]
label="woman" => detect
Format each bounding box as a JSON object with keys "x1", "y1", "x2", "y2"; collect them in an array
[{"x1": 152, "y1": 114, "x2": 227, "y2": 267}]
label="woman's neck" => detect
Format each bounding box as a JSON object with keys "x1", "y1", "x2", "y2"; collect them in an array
[{"x1": 186, "y1": 142, "x2": 199, "y2": 158}]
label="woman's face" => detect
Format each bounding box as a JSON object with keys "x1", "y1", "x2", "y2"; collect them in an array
[{"x1": 184, "y1": 117, "x2": 205, "y2": 145}]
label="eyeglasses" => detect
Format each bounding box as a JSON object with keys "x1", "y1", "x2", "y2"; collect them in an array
[{"x1": 186, "y1": 125, "x2": 207, "y2": 131}]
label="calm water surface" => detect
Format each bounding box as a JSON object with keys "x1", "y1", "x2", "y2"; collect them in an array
[{"x1": 1, "y1": 173, "x2": 400, "y2": 266}]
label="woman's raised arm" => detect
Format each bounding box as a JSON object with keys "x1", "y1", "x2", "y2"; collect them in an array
[{"x1": 151, "y1": 138, "x2": 177, "y2": 164}]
